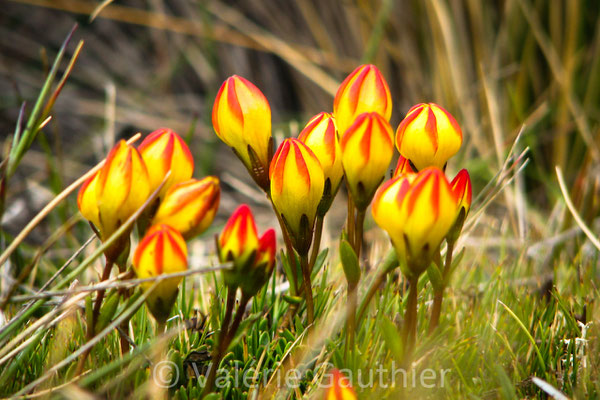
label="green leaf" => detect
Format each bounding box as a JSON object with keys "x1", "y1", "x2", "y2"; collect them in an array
[
  {"x1": 380, "y1": 316, "x2": 403, "y2": 360},
  {"x1": 310, "y1": 248, "x2": 329, "y2": 280},
  {"x1": 95, "y1": 290, "x2": 121, "y2": 334},
  {"x1": 427, "y1": 263, "x2": 444, "y2": 292},
  {"x1": 339, "y1": 239, "x2": 360, "y2": 286}
]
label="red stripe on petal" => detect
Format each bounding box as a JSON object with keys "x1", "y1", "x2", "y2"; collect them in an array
[
  {"x1": 324, "y1": 118, "x2": 337, "y2": 157},
  {"x1": 359, "y1": 115, "x2": 374, "y2": 163},
  {"x1": 425, "y1": 106, "x2": 439, "y2": 153},
  {"x1": 212, "y1": 82, "x2": 227, "y2": 133},
  {"x1": 270, "y1": 141, "x2": 290, "y2": 194},
  {"x1": 406, "y1": 170, "x2": 432, "y2": 216},
  {"x1": 347, "y1": 66, "x2": 370, "y2": 115},
  {"x1": 166, "y1": 230, "x2": 187, "y2": 266},
  {"x1": 293, "y1": 141, "x2": 311, "y2": 188},
  {"x1": 227, "y1": 77, "x2": 244, "y2": 126},
  {"x1": 163, "y1": 133, "x2": 175, "y2": 175},
  {"x1": 154, "y1": 231, "x2": 164, "y2": 275}
]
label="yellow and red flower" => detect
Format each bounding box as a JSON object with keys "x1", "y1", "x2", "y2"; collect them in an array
[
  {"x1": 212, "y1": 75, "x2": 272, "y2": 190},
  {"x1": 137, "y1": 128, "x2": 194, "y2": 197},
  {"x1": 392, "y1": 155, "x2": 415, "y2": 178},
  {"x1": 240, "y1": 228, "x2": 277, "y2": 296},
  {"x1": 396, "y1": 103, "x2": 462, "y2": 171},
  {"x1": 334, "y1": 64, "x2": 392, "y2": 136},
  {"x1": 447, "y1": 168, "x2": 472, "y2": 242},
  {"x1": 372, "y1": 167, "x2": 459, "y2": 277},
  {"x1": 325, "y1": 369, "x2": 356, "y2": 400},
  {"x1": 218, "y1": 204, "x2": 259, "y2": 272},
  {"x1": 298, "y1": 112, "x2": 343, "y2": 214},
  {"x1": 77, "y1": 140, "x2": 151, "y2": 246},
  {"x1": 451, "y1": 169, "x2": 472, "y2": 215},
  {"x1": 218, "y1": 205, "x2": 277, "y2": 294},
  {"x1": 152, "y1": 177, "x2": 220, "y2": 239},
  {"x1": 270, "y1": 138, "x2": 324, "y2": 254},
  {"x1": 340, "y1": 112, "x2": 394, "y2": 209},
  {"x1": 77, "y1": 170, "x2": 101, "y2": 229},
  {"x1": 132, "y1": 224, "x2": 188, "y2": 323}
]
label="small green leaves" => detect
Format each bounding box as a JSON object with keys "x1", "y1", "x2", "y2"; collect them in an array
[{"x1": 340, "y1": 239, "x2": 360, "y2": 287}]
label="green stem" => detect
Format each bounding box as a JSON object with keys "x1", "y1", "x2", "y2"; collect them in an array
[
  {"x1": 345, "y1": 283, "x2": 358, "y2": 359},
  {"x1": 347, "y1": 192, "x2": 355, "y2": 246},
  {"x1": 356, "y1": 250, "x2": 398, "y2": 323},
  {"x1": 202, "y1": 292, "x2": 249, "y2": 398},
  {"x1": 428, "y1": 241, "x2": 455, "y2": 334},
  {"x1": 354, "y1": 208, "x2": 366, "y2": 260},
  {"x1": 402, "y1": 277, "x2": 419, "y2": 360},
  {"x1": 77, "y1": 258, "x2": 114, "y2": 373},
  {"x1": 269, "y1": 198, "x2": 298, "y2": 295},
  {"x1": 309, "y1": 215, "x2": 324, "y2": 269},
  {"x1": 299, "y1": 253, "x2": 314, "y2": 325}
]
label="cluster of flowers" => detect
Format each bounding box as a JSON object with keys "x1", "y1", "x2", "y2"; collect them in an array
[
  {"x1": 77, "y1": 129, "x2": 220, "y2": 323},
  {"x1": 212, "y1": 64, "x2": 472, "y2": 303},
  {"x1": 75, "y1": 63, "x2": 473, "y2": 396}
]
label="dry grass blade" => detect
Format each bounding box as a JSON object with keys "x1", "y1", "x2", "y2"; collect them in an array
[
  {"x1": 207, "y1": 2, "x2": 340, "y2": 96},
  {"x1": 7, "y1": 264, "x2": 230, "y2": 302},
  {"x1": 13, "y1": 280, "x2": 158, "y2": 396},
  {"x1": 556, "y1": 166, "x2": 600, "y2": 251},
  {"x1": 0, "y1": 285, "x2": 88, "y2": 363},
  {"x1": 516, "y1": 0, "x2": 600, "y2": 163}
]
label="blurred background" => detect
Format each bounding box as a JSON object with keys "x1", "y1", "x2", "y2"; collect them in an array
[{"x1": 1, "y1": 0, "x2": 599, "y2": 266}]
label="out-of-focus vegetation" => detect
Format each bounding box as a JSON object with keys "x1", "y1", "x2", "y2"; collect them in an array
[{"x1": 0, "y1": 0, "x2": 599, "y2": 398}]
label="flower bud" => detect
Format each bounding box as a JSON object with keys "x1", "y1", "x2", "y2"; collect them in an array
[
  {"x1": 239, "y1": 228, "x2": 277, "y2": 297},
  {"x1": 152, "y1": 177, "x2": 220, "y2": 239},
  {"x1": 78, "y1": 140, "x2": 152, "y2": 261},
  {"x1": 270, "y1": 138, "x2": 324, "y2": 254},
  {"x1": 334, "y1": 64, "x2": 392, "y2": 136},
  {"x1": 218, "y1": 204, "x2": 259, "y2": 275},
  {"x1": 212, "y1": 75, "x2": 272, "y2": 191},
  {"x1": 448, "y1": 169, "x2": 472, "y2": 242},
  {"x1": 298, "y1": 112, "x2": 343, "y2": 215},
  {"x1": 372, "y1": 167, "x2": 458, "y2": 278},
  {"x1": 340, "y1": 112, "x2": 394, "y2": 209},
  {"x1": 132, "y1": 224, "x2": 188, "y2": 323},
  {"x1": 324, "y1": 369, "x2": 357, "y2": 400},
  {"x1": 77, "y1": 170, "x2": 101, "y2": 229},
  {"x1": 451, "y1": 169, "x2": 472, "y2": 215},
  {"x1": 137, "y1": 128, "x2": 194, "y2": 198},
  {"x1": 218, "y1": 205, "x2": 277, "y2": 294},
  {"x1": 392, "y1": 155, "x2": 415, "y2": 178},
  {"x1": 396, "y1": 103, "x2": 462, "y2": 171}
]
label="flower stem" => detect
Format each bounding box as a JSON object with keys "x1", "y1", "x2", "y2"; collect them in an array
[
  {"x1": 345, "y1": 282, "x2": 358, "y2": 359},
  {"x1": 299, "y1": 253, "x2": 314, "y2": 325},
  {"x1": 354, "y1": 208, "x2": 366, "y2": 260},
  {"x1": 76, "y1": 258, "x2": 114, "y2": 373},
  {"x1": 428, "y1": 241, "x2": 454, "y2": 334},
  {"x1": 347, "y1": 192, "x2": 355, "y2": 246},
  {"x1": 269, "y1": 198, "x2": 298, "y2": 295},
  {"x1": 402, "y1": 277, "x2": 419, "y2": 359},
  {"x1": 309, "y1": 215, "x2": 324, "y2": 269},
  {"x1": 202, "y1": 290, "x2": 247, "y2": 398}
]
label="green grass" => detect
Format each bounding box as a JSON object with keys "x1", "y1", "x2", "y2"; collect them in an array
[
  {"x1": 0, "y1": 234, "x2": 597, "y2": 398},
  {"x1": 1, "y1": 0, "x2": 600, "y2": 398}
]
